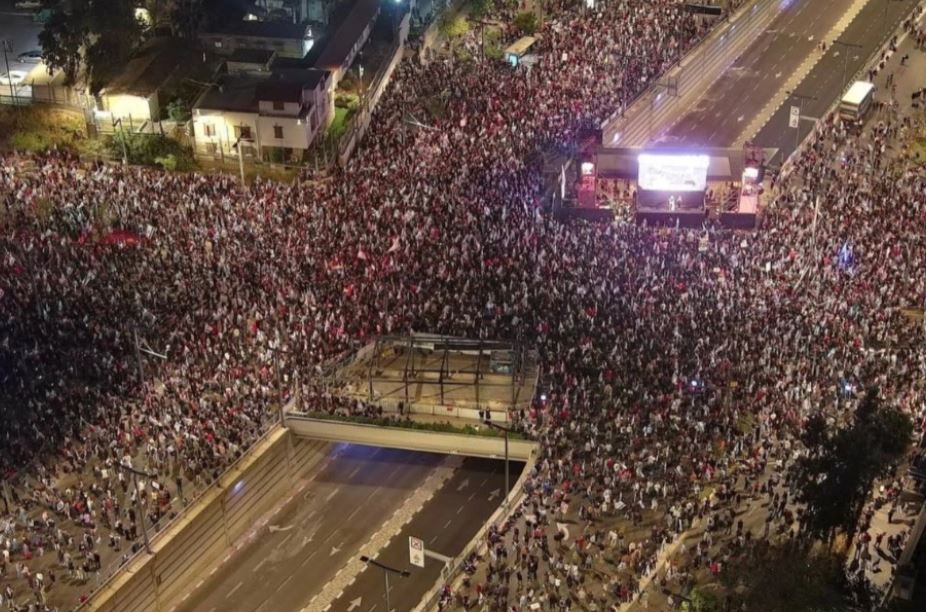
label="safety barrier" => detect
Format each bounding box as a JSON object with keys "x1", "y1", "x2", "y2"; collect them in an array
[
  {"x1": 81, "y1": 425, "x2": 327, "y2": 612},
  {"x1": 413, "y1": 447, "x2": 538, "y2": 611}
]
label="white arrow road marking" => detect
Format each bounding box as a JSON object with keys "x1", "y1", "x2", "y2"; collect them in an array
[
  {"x1": 488, "y1": 488, "x2": 501, "y2": 501},
  {"x1": 347, "y1": 597, "x2": 362, "y2": 611},
  {"x1": 330, "y1": 544, "x2": 342, "y2": 556},
  {"x1": 456, "y1": 478, "x2": 470, "y2": 492}
]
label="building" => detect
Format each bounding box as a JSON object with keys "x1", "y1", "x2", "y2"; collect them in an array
[
  {"x1": 97, "y1": 38, "x2": 188, "y2": 125},
  {"x1": 313, "y1": 0, "x2": 380, "y2": 87},
  {"x1": 200, "y1": 21, "x2": 315, "y2": 60},
  {"x1": 192, "y1": 68, "x2": 331, "y2": 162}
]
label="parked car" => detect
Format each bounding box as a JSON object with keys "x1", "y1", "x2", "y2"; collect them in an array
[
  {"x1": 17, "y1": 49, "x2": 43, "y2": 63},
  {"x1": 0, "y1": 71, "x2": 28, "y2": 87},
  {"x1": 14, "y1": 1, "x2": 43, "y2": 10}
]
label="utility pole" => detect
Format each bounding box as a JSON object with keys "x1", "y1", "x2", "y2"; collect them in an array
[
  {"x1": 786, "y1": 90, "x2": 817, "y2": 154},
  {"x1": 359, "y1": 555, "x2": 410, "y2": 612},
  {"x1": 1, "y1": 40, "x2": 18, "y2": 107},
  {"x1": 482, "y1": 420, "x2": 514, "y2": 506},
  {"x1": 118, "y1": 461, "x2": 157, "y2": 554}
]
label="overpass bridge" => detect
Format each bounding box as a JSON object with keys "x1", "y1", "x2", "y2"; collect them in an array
[{"x1": 283, "y1": 411, "x2": 537, "y2": 461}]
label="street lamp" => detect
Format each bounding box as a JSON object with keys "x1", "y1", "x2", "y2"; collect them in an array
[
  {"x1": 786, "y1": 90, "x2": 817, "y2": 154},
  {"x1": 482, "y1": 419, "x2": 514, "y2": 506},
  {"x1": 117, "y1": 461, "x2": 158, "y2": 554},
  {"x1": 359, "y1": 555, "x2": 410, "y2": 612},
  {"x1": 831, "y1": 39, "x2": 864, "y2": 90},
  {"x1": 1, "y1": 40, "x2": 17, "y2": 107}
]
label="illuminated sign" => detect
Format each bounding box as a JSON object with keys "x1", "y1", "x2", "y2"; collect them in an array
[{"x1": 637, "y1": 154, "x2": 710, "y2": 192}]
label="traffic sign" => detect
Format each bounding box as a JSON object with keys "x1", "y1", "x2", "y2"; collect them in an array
[
  {"x1": 409, "y1": 536, "x2": 424, "y2": 568},
  {"x1": 789, "y1": 106, "x2": 800, "y2": 129}
]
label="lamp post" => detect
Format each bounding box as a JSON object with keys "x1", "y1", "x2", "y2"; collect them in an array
[
  {"x1": 482, "y1": 419, "x2": 513, "y2": 506},
  {"x1": 359, "y1": 555, "x2": 410, "y2": 612},
  {"x1": 118, "y1": 461, "x2": 158, "y2": 554},
  {"x1": 832, "y1": 39, "x2": 864, "y2": 90},
  {"x1": 786, "y1": 90, "x2": 817, "y2": 154},
  {"x1": 1, "y1": 40, "x2": 17, "y2": 107}
]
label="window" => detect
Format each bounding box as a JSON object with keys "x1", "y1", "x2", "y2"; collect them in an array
[
  {"x1": 233, "y1": 125, "x2": 252, "y2": 140},
  {"x1": 272, "y1": 100, "x2": 284, "y2": 111},
  {"x1": 274, "y1": 125, "x2": 283, "y2": 139},
  {"x1": 214, "y1": 41, "x2": 223, "y2": 49},
  {"x1": 203, "y1": 123, "x2": 215, "y2": 137}
]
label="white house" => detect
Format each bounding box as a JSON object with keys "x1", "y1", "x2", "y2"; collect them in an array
[
  {"x1": 200, "y1": 21, "x2": 314, "y2": 60},
  {"x1": 192, "y1": 68, "x2": 330, "y2": 163}
]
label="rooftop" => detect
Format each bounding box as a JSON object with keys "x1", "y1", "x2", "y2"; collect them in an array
[
  {"x1": 101, "y1": 38, "x2": 188, "y2": 98},
  {"x1": 314, "y1": 0, "x2": 380, "y2": 71},
  {"x1": 228, "y1": 48, "x2": 276, "y2": 64},
  {"x1": 204, "y1": 20, "x2": 311, "y2": 40},
  {"x1": 195, "y1": 69, "x2": 328, "y2": 112}
]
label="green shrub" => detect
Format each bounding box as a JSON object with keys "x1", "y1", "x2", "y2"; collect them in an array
[
  {"x1": 109, "y1": 132, "x2": 195, "y2": 171},
  {"x1": 514, "y1": 11, "x2": 537, "y2": 36}
]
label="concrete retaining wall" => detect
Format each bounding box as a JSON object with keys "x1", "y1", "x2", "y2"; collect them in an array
[
  {"x1": 85, "y1": 428, "x2": 323, "y2": 612},
  {"x1": 285, "y1": 414, "x2": 537, "y2": 461}
]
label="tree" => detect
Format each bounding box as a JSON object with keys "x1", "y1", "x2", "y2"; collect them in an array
[
  {"x1": 680, "y1": 588, "x2": 722, "y2": 612},
  {"x1": 794, "y1": 388, "x2": 913, "y2": 541},
  {"x1": 39, "y1": 0, "x2": 143, "y2": 94},
  {"x1": 513, "y1": 11, "x2": 538, "y2": 36},
  {"x1": 721, "y1": 543, "x2": 852, "y2": 612},
  {"x1": 470, "y1": 0, "x2": 494, "y2": 20},
  {"x1": 439, "y1": 14, "x2": 470, "y2": 40}
]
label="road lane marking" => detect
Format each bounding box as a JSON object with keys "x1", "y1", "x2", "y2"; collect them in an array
[
  {"x1": 443, "y1": 519, "x2": 452, "y2": 529},
  {"x1": 227, "y1": 581, "x2": 244, "y2": 598},
  {"x1": 347, "y1": 505, "x2": 362, "y2": 521},
  {"x1": 300, "y1": 551, "x2": 317, "y2": 567},
  {"x1": 348, "y1": 466, "x2": 361, "y2": 479},
  {"x1": 277, "y1": 575, "x2": 293, "y2": 592},
  {"x1": 325, "y1": 487, "x2": 341, "y2": 502},
  {"x1": 254, "y1": 558, "x2": 269, "y2": 572}
]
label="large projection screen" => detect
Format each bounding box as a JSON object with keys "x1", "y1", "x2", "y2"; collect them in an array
[{"x1": 637, "y1": 154, "x2": 710, "y2": 192}]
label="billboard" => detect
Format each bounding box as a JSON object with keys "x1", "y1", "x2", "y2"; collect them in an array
[{"x1": 637, "y1": 154, "x2": 710, "y2": 192}]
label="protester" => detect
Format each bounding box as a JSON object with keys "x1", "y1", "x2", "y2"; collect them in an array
[{"x1": 1, "y1": 0, "x2": 924, "y2": 610}]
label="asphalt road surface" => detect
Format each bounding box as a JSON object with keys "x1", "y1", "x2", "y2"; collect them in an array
[
  {"x1": 176, "y1": 443, "x2": 446, "y2": 612},
  {"x1": 754, "y1": 0, "x2": 918, "y2": 161},
  {"x1": 664, "y1": 0, "x2": 859, "y2": 146},
  {"x1": 327, "y1": 458, "x2": 523, "y2": 612},
  {"x1": 0, "y1": 1, "x2": 43, "y2": 75}
]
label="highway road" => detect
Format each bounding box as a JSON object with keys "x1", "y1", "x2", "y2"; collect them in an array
[
  {"x1": 327, "y1": 457, "x2": 522, "y2": 612},
  {"x1": 176, "y1": 442, "x2": 445, "y2": 612},
  {"x1": 661, "y1": 0, "x2": 917, "y2": 151},
  {"x1": 753, "y1": 0, "x2": 918, "y2": 161},
  {"x1": 663, "y1": 0, "x2": 858, "y2": 146}
]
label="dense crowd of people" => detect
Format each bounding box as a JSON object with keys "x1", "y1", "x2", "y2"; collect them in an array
[{"x1": 1, "y1": 0, "x2": 924, "y2": 610}]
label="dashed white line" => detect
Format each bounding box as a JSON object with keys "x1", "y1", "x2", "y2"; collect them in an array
[
  {"x1": 443, "y1": 519, "x2": 452, "y2": 529},
  {"x1": 277, "y1": 575, "x2": 294, "y2": 592},
  {"x1": 226, "y1": 581, "x2": 244, "y2": 598}
]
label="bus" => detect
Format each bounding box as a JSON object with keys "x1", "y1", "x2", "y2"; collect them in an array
[
  {"x1": 839, "y1": 81, "x2": 875, "y2": 121},
  {"x1": 504, "y1": 37, "x2": 536, "y2": 67}
]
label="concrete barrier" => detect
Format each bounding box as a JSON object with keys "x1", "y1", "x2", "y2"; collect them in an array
[
  {"x1": 84, "y1": 427, "x2": 326, "y2": 612},
  {"x1": 285, "y1": 414, "x2": 538, "y2": 461}
]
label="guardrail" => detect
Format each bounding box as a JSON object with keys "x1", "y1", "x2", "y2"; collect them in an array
[{"x1": 601, "y1": 0, "x2": 777, "y2": 147}]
